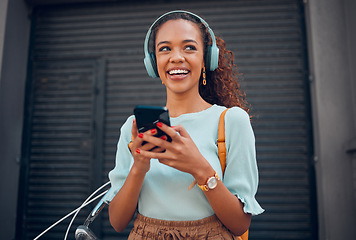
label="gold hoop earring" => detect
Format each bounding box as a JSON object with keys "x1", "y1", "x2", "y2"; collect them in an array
[{"x1": 202, "y1": 67, "x2": 206, "y2": 85}]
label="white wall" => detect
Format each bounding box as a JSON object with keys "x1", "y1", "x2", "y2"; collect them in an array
[{"x1": 305, "y1": 0, "x2": 356, "y2": 239}]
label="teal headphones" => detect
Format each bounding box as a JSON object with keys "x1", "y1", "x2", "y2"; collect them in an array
[{"x1": 144, "y1": 10, "x2": 219, "y2": 78}]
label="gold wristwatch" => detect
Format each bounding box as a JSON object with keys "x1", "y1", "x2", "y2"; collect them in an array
[{"x1": 198, "y1": 171, "x2": 220, "y2": 191}]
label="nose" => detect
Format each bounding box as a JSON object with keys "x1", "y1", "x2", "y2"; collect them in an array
[{"x1": 170, "y1": 50, "x2": 185, "y2": 63}]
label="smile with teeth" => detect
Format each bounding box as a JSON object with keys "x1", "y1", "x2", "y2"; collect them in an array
[{"x1": 168, "y1": 69, "x2": 189, "y2": 75}]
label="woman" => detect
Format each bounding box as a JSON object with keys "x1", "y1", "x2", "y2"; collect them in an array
[{"x1": 107, "y1": 10, "x2": 264, "y2": 239}]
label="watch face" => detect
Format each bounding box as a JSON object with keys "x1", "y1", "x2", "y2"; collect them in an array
[{"x1": 207, "y1": 177, "x2": 218, "y2": 189}]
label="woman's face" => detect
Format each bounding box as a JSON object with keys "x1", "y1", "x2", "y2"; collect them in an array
[{"x1": 154, "y1": 19, "x2": 205, "y2": 95}]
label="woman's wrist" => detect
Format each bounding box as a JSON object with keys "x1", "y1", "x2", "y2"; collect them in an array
[
  {"x1": 130, "y1": 163, "x2": 149, "y2": 178},
  {"x1": 192, "y1": 162, "x2": 215, "y2": 185}
]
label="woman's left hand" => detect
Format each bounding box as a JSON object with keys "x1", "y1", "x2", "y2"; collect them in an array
[{"x1": 135, "y1": 122, "x2": 213, "y2": 180}]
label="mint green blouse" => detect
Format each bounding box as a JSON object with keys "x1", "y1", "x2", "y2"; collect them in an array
[{"x1": 106, "y1": 104, "x2": 264, "y2": 220}]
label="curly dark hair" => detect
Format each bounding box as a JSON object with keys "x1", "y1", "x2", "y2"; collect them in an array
[{"x1": 150, "y1": 11, "x2": 250, "y2": 113}]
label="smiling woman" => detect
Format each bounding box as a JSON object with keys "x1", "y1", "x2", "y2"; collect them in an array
[{"x1": 107, "y1": 10, "x2": 264, "y2": 239}]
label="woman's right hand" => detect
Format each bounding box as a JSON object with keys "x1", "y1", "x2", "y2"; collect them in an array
[{"x1": 129, "y1": 119, "x2": 165, "y2": 174}]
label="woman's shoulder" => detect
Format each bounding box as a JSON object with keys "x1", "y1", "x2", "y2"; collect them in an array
[
  {"x1": 214, "y1": 105, "x2": 250, "y2": 123},
  {"x1": 225, "y1": 107, "x2": 254, "y2": 143},
  {"x1": 223, "y1": 107, "x2": 252, "y2": 134},
  {"x1": 226, "y1": 106, "x2": 250, "y2": 119}
]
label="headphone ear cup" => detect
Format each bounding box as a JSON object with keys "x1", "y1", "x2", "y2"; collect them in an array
[
  {"x1": 144, "y1": 53, "x2": 158, "y2": 78},
  {"x1": 207, "y1": 45, "x2": 219, "y2": 71}
]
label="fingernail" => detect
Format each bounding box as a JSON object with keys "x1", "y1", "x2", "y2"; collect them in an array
[
  {"x1": 160, "y1": 135, "x2": 167, "y2": 140},
  {"x1": 151, "y1": 129, "x2": 157, "y2": 134},
  {"x1": 136, "y1": 148, "x2": 141, "y2": 154},
  {"x1": 157, "y1": 122, "x2": 163, "y2": 127},
  {"x1": 133, "y1": 119, "x2": 136, "y2": 124},
  {"x1": 138, "y1": 133, "x2": 143, "y2": 138}
]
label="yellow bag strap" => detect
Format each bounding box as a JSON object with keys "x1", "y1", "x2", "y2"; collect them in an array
[
  {"x1": 217, "y1": 108, "x2": 229, "y2": 175},
  {"x1": 217, "y1": 108, "x2": 249, "y2": 240}
]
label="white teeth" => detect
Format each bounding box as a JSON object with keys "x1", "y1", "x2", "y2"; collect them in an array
[{"x1": 169, "y1": 69, "x2": 188, "y2": 75}]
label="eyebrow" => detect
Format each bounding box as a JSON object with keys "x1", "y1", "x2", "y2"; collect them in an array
[{"x1": 156, "y1": 39, "x2": 198, "y2": 47}]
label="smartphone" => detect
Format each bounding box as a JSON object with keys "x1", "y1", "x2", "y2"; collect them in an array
[{"x1": 134, "y1": 105, "x2": 172, "y2": 142}]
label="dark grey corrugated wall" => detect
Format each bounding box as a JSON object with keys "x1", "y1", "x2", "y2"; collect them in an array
[{"x1": 20, "y1": 0, "x2": 316, "y2": 239}]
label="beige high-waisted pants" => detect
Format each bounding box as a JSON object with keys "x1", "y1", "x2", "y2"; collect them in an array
[{"x1": 128, "y1": 213, "x2": 239, "y2": 240}]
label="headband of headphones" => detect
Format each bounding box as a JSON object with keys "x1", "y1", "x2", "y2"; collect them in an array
[{"x1": 143, "y1": 10, "x2": 219, "y2": 78}]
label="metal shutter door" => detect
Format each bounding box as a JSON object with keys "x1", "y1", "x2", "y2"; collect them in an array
[
  {"x1": 22, "y1": 0, "x2": 316, "y2": 239},
  {"x1": 22, "y1": 60, "x2": 107, "y2": 239}
]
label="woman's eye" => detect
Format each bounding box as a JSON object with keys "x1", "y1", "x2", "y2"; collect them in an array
[
  {"x1": 185, "y1": 45, "x2": 197, "y2": 51},
  {"x1": 158, "y1": 46, "x2": 170, "y2": 52}
]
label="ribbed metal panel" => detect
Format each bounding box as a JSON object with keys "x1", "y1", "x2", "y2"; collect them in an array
[
  {"x1": 23, "y1": 0, "x2": 315, "y2": 239},
  {"x1": 26, "y1": 60, "x2": 98, "y2": 239}
]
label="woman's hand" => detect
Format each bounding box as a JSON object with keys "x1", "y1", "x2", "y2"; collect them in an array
[
  {"x1": 129, "y1": 120, "x2": 166, "y2": 174},
  {"x1": 135, "y1": 122, "x2": 213, "y2": 182}
]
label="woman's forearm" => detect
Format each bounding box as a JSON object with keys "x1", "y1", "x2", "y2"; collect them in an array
[
  {"x1": 192, "y1": 162, "x2": 251, "y2": 236},
  {"x1": 108, "y1": 167, "x2": 146, "y2": 232},
  {"x1": 193, "y1": 165, "x2": 251, "y2": 236},
  {"x1": 204, "y1": 180, "x2": 251, "y2": 236}
]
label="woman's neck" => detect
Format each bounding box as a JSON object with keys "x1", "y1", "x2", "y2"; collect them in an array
[{"x1": 165, "y1": 92, "x2": 212, "y2": 118}]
